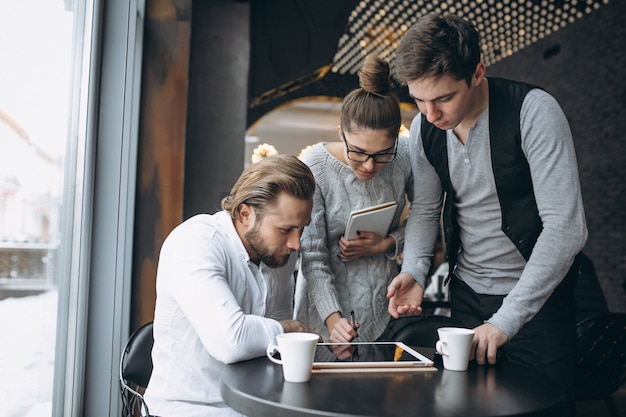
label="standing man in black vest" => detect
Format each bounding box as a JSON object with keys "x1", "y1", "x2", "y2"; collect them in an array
[{"x1": 387, "y1": 12, "x2": 587, "y2": 415}]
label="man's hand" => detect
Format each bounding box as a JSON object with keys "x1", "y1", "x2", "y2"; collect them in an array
[
  {"x1": 279, "y1": 319, "x2": 312, "y2": 334},
  {"x1": 386, "y1": 272, "x2": 424, "y2": 318},
  {"x1": 471, "y1": 322, "x2": 509, "y2": 365}
]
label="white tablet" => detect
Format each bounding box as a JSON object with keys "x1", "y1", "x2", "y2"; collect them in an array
[{"x1": 312, "y1": 341, "x2": 434, "y2": 369}]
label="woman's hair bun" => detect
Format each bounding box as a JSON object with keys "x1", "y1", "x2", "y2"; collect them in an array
[{"x1": 358, "y1": 54, "x2": 393, "y2": 97}]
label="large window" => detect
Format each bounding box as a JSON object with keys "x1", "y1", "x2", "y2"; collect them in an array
[
  {"x1": 0, "y1": 0, "x2": 144, "y2": 415},
  {"x1": 0, "y1": 1, "x2": 79, "y2": 415}
]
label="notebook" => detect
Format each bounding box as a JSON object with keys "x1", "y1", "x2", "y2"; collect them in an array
[{"x1": 344, "y1": 201, "x2": 397, "y2": 240}]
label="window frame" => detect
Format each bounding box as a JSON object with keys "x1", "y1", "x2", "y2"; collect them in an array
[{"x1": 52, "y1": 0, "x2": 145, "y2": 415}]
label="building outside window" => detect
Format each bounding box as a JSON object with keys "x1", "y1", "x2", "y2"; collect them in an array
[{"x1": 0, "y1": 1, "x2": 75, "y2": 415}]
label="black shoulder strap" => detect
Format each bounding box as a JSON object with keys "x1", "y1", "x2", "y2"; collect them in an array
[
  {"x1": 488, "y1": 78, "x2": 542, "y2": 260},
  {"x1": 421, "y1": 117, "x2": 450, "y2": 192},
  {"x1": 488, "y1": 77, "x2": 536, "y2": 172},
  {"x1": 420, "y1": 116, "x2": 459, "y2": 274}
]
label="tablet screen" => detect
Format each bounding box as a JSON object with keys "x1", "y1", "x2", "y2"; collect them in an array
[{"x1": 313, "y1": 342, "x2": 433, "y2": 368}]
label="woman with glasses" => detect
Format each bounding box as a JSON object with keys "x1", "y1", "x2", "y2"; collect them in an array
[{"x1": 294, "y1": 55, "x2": 413, "y2": 343}]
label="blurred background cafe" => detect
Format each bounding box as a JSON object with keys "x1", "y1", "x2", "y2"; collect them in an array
[{"x1": 0, "y1": 0, "x2": 624, "y2": 416}]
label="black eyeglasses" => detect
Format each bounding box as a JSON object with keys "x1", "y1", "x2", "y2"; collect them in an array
[{"x1": 341, "y1": 132, "x2": 398, "y2": 163}]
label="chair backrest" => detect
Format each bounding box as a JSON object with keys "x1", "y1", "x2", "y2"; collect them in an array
[
  {"x1": 120, "y1": 321, "x2": 154, "y2": 417},
  {"x1": 574, "y1": 252, "x2": 610, "y2": 323},
  {"x1": 575, "y1": 313, "x2": 626, "y2": 401}
]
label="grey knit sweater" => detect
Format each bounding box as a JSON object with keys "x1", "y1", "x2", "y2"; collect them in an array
[{"x1": 294, "y1": 138, "x2": 413, "y2": 341}]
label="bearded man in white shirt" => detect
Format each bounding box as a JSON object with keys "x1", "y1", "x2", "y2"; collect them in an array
[{"x1": 144, "y1": 154, "x2": 316, "y2": 417}]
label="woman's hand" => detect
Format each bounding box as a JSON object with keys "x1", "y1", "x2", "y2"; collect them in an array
[
  {"x1": 329, "y1": 343, "x2": 359, "y2": 361},
  {"x1": 325, "y1": 312, "x2": 359, "y2": 343},
  {"x1": 338, "y1": 232, "x2": 394, "y2": 260}
]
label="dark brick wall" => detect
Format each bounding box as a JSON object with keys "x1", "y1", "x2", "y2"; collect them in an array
[{"x1": 488, "y1": 0, "x2": 626, "y2": 312}]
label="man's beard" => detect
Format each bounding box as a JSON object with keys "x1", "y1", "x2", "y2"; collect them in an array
[{"x1": 245, "y1": 225, "x2": 291, "y2": 268}]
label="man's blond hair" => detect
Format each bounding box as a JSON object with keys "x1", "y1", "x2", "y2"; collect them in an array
[{"x1": 221, "y1": 154, "x2": 315, "y2": 221}]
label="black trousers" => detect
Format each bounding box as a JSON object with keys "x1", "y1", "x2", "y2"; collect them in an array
[{"x1": 449, "y1": 268, "x2": 578, "y2": 417}]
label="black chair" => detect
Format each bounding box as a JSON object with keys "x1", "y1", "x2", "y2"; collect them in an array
[
  {"x1": 575, "y1": 313, "x2": 626, "y2": 417},
  {"x1": 574, "y1": 252, "x2": 610, "y2": 323},
  {"x1": 120, "y1": 321, "x2": 154, "y2": 417}
]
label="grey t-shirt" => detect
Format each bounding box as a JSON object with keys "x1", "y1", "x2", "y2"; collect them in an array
[{"x1": 401, "y1": 85, "x2": 587, "y2": 338}]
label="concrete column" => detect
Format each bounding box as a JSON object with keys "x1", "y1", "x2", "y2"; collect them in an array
[{"x1": 184, "y1": 0, "x2": 250, "y2": 218}]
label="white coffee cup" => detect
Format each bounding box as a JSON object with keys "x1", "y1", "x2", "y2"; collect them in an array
[
  {"x1": 266, "y1": 332, "x2": 319, "y2": 383},
  {"x1": 435, "y1": 327, "x2": 475, "y2": 371}
]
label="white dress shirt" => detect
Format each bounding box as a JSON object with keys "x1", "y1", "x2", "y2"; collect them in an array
[{"x1": 144, "y1": 211, "x2": 297, "y2": 417}]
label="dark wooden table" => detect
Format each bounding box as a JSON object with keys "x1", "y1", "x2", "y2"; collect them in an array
[{"x1": 220, "y1": 349, "x2": 564, "y2": 417}]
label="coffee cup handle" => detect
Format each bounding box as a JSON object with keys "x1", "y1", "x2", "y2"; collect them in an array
[
  {"x1": 266, "y1": 343, "x2": 282, "y2": 364},
  {"x1": 435, "y1": 340, "x2": 449, "y2": 356}
]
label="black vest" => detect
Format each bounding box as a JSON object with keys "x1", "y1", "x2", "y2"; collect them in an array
[{"x1": 421, "y1": 77, "x2": 542, "y2": 279}]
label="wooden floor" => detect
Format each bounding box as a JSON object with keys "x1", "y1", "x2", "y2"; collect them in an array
[{"x1": 576, "y1": 386, "x2": 626, "y2": 417}]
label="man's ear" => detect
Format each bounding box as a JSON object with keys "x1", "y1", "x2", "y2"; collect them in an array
[
  {"x1": 236, "y1": 203, "x2": 254, "y2": 226},
  {"x1": 473, "y1": 63, "x2": 486, "y2": 85}
]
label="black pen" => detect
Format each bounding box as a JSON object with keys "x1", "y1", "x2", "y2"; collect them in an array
[{"x1": 350, "y1": 310, "x2": 357, "y2": 331}]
